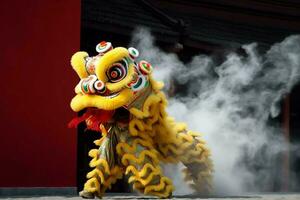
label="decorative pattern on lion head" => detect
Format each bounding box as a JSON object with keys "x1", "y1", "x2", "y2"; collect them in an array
[{"x1": 70, "y1": 41, "x2": 156, "y2": 112}]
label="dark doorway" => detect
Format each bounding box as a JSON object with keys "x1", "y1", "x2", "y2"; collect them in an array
[{"x1": 289, "y1": 83, "x2": 300, "y2": 191}]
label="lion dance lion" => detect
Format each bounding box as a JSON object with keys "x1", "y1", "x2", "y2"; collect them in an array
[{"x1": 69, "y1": 41, "x2": 213, "y2": 198}]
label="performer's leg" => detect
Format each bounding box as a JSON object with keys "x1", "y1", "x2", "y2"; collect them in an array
[
  {"x1": 182, "y1": 160, "x2": 212, "y2": 194},
  {"x1": 80, "y1": 149, "x2": 124, "y2": 198},
  {"x1": 116, "y1": 136, "x2": 174, "y2": 198},
  {"x1": 80, "y1": 125, "x2": 124, "y2": 198},
  {"x1": 156, "y1": 122, "x2": 213, "y2": 194},
  {"x1": 178, "y1": 130, "x2": 213, "y2": 193}
]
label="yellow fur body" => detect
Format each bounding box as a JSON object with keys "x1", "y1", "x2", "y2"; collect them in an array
[{"x1": 70, "y1": 44, "x2": 213, "y2": 198}]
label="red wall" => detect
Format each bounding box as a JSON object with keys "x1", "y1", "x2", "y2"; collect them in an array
[{"x1": 0, "y1": 0, "x2": 81, "y2": 187}]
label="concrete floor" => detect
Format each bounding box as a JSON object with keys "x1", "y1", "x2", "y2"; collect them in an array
[{"x1": 2, "y1": 194, "x2": 300, "y2": 200}]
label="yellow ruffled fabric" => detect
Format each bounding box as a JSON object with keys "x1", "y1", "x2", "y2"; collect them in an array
[
  {"x1": 83, "y1": 138, "x2": 124, "y2": 197},
  {"x1": 82, "y1": 76, "x2": 213, "y2": 198},
  {"x1": 126, "y1": 77, "x2": 213, "y2": 195},
  {"x1": 116, "y1": 136, "x2": 173, "y2": 198}
]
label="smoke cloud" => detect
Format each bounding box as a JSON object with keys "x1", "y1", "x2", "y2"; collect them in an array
[{"x1": 130, "y1": 28, "x2": 300, "y2": 195}]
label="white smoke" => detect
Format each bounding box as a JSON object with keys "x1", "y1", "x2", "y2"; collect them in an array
[{"x1": 130, "y1": 28, "x2": 300, "y2": 195}]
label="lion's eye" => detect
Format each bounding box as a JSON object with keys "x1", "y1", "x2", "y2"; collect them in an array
[{"x1": 107, "y1": 59, "x2": 128, "y2": 82}]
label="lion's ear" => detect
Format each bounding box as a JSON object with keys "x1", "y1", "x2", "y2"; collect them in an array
[{"x1": 71, "y1": 51, "x2": 89, "y2": 78}]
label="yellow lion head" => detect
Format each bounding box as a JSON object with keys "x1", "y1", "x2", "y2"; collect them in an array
[{"x1": 70, "y1": 41, "x2": 154, "y2": 112}]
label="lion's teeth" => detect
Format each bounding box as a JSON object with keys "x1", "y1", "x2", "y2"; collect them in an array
[{"x1": 105, "y1": 93, "x2": 119, "y2": 99}]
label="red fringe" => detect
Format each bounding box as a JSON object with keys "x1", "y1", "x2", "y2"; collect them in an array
[{"x1": 68, "y1": 108, "x2": 114, "y2": 132}]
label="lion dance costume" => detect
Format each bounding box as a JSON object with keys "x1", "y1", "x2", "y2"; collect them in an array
[{"x1": 69, "y1": 41, "x2": 213, "y2": 198}]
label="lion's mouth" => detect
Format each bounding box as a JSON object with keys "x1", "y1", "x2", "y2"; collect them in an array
[
  {"x1": 68, "y1": 105, "x2": 130, "y2": 132},
  {"x1": 102, "y1": 91, "x2": 120, "y2": 99},
  {"x1": 71, "y1": 87, "x2": 134, "y2": 112}
]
